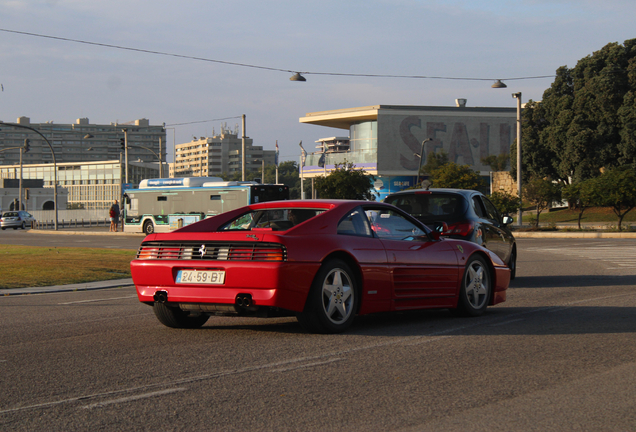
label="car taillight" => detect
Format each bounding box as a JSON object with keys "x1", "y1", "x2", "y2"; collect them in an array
[
  {"x1": 444, "y1": 221, "x2": 474, "y2": 237},
  {"x1": 137, "y1": 248, "x2": 159, "y2": 259}
]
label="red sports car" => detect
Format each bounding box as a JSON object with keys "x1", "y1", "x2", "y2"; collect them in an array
[{"x1": 131, "y1": 200, "x2": 510, "y2": 333}]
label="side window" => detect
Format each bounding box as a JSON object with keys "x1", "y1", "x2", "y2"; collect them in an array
[
  {"x1": 337, "y1": 208, "x2": 372, "y2": 237},
  {"x1": 481, "y1": 197, "x2": 501, "y2": 222},
  {"x1": 472, "y1": 196, "x2": 487, "y2": 218},
  {"x1": 364, "y1": 208, "x2": 427, "y2": 240}
]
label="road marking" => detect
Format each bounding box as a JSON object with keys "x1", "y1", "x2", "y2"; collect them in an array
[
  {"x1": 58, "y1": 295, "x2": 137, "y2": 305},
  {"x1": 269, "y1": 358, "x2": 344, "y2": 373},
  {"x1": 81, "y1": 388, "x2": 187, "y2": 409},
  {"x1": 526, "y1": 244, "x2": 636, "y2": 272},
  {"x1": 1, "y1": 292, "x2": 633, "y2": 415}
]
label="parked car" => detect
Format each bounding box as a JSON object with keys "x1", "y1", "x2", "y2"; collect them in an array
[
  {"x1": 0, "y1": 211, "x2": 36, "y2": 230},
  {"x1": 130, "y1": 200, "x2": 510, "y2": 334},
  {"x1": 384, "y1": 189, "x2": 517, "y2": 279}
]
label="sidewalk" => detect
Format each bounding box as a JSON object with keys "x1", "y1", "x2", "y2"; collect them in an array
[
  {"x1": 28, "y1": 227, "x2": 144, "y2": 236},
  {"x1": 0, "y1": 278, "x2": 135, "y2": 296}
]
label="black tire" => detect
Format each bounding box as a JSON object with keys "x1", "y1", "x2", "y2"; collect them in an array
[
  {"x1": 153, "y1": 302, "x2": 209, "y2": 329},
  {"x1": 296, "y1": 259, "x2": 358, "y2": 334},
  {"x1": 454, "y1": 255, "x2": 492, "y2": 317},
  {"x1": 143, "y1": 220, "x2": 155, "y2": 235},
  {"x1": 508, "y1": 248, "x2": 517, "y2": 280},
  {"x1": 21, "y1": 222, "x2": 25, "y2": 229}
]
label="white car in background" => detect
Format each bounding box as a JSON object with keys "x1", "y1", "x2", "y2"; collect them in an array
[{"x1": 0, "y1": 211, "x2": 36, "y2": 230}]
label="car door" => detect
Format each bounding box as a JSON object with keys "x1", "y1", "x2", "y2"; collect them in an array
[
  {"x1": 364, "y1": 207, "x2": 460, "y2": 310},
  {"x1": 476, "y1": 195, "x2": 513, "y2": 263}
]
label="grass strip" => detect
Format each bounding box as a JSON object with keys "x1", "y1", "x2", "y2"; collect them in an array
[{"x1": 0, "y1": 245, "x2": 136, "y2": 289}]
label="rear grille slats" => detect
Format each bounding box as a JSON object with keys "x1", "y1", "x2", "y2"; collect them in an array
[{"x1": 136, "y1": 241, "x2": 286, "y2": 261}]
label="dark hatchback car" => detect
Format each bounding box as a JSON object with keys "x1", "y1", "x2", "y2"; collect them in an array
[{"x1": 384, "y1": 188, "x2": 516, "y2": 279}]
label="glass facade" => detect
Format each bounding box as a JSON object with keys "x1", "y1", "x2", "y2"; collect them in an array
[
  {"x1": 350, "y1": 121, "x2": 377, "y2": 152},
  {"x1": 304, "y1": 121, "x2": 378, "y2": 169}
]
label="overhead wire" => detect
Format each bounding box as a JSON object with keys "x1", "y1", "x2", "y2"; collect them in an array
[{"x1": 0, "y1": 28, "x2": 554, "y2": 82}]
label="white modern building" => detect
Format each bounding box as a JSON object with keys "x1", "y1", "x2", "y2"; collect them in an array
[
  {"x1": 0, "y1": 160, "x2": 160, "y2": 210},
  {"x1": 0, "y1": 179, "x2": 68, "y2": 212},
  {"x1": 299, "y1": 103, "x2": 516, "y2": 199}
]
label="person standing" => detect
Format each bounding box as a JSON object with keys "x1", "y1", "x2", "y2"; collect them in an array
[{"x1": 109, "y1": 200, "x2": 121, "y2": 232}]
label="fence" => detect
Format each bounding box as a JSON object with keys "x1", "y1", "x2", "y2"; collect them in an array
[{"x1": 27, "y1": 209, "x2": 111, "y2": 229}]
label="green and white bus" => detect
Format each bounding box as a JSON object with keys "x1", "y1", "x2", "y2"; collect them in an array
[{"x1": 123, "y1": 177, "x2": 289, "y2": 234}]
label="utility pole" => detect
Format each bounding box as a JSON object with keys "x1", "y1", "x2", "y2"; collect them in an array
[
  {"x1": 241, "y1": 115, "x2": 246, "y2": 181},
  {"x1": 159, "y1": 137, "x2": 163, "y2": 179},
  {"x1": 123, "y1": 128, "x2": 129, "y2": 184},
  {"x1": 18, "y1": 146, "x2": 22, "y2": 211}
]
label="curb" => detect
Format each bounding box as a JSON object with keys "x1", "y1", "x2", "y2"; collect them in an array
[
  {"x1": 513, "y1": 231, "x2": 636, "y2": 238},
  {"x1": 28, "y1": 230, "x2": 144, "y2": 236},
  {"x1": 1, "y1": 278, "x2": 135, "y2": 297}
]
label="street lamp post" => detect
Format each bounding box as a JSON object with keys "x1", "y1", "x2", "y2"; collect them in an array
[
  {"x1": 0, "y1": 122, "x2": 60, "y2": 229},
  {"x1": 415, "y1": 138, "x2": 432, "y2": 187},
  {"x1": 512, "y1": 92, "x2": 522, "y2": 226},
  {"x1": 492, "y1": 80, "x2": 523, "y2": 227}
]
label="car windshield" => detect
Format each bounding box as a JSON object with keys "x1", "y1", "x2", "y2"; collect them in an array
[
  {"x1": 385, "y1": 193, "x2": 464, "y2": 223},
  {"x1": 221, "y1": 208, "x2": 326, "y2": 231}
]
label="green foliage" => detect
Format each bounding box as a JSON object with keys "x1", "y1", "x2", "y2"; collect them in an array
[
  {"x1": 314, "y1": 162, "x2": 376, "y2": 200},
  {"x1": 429, "y1": 162, "x2": 486, "y2": 191},
  {"x1": 592, "y1": 167, "x2": 636, "y2": 231},
  {"x1": 518, "y1": 39, "x2": 636, "y2": 184},
  {"x1": 562, "y1": 178, "x2": 598, "y2": 229},
  {"x1": 421, "y1": 150, "x2": 449, "y2": 175},
  {"x1": 523, "y1": 177, "x2": 562, "y2": 228},
  {"x1": 489, "y1": 191, "x2": 519, "y2": 216},
  {"x1": 481, "y1": 153, "x2": 509, "y2": 172}
]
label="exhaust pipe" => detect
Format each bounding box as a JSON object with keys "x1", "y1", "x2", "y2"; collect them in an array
[
  {"x1": 235, "y1": 294, "x2": 253, "y2": 308},
  {"x1": 154, "y1": 291, "x2": 168, "y2": 303}
]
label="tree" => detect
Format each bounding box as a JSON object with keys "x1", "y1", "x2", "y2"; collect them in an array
[
  {"x1": 314, "y1": 162, "x2": 376, "y2": 200},
  {"x1": 488, "y1": 191, "x2": 519, "y2": 217},
  {"x1": 421, "y1": 150, "x2": 449, "y2": 175},
  {"x1": 518, "y1": 39, "x2": 636, "y2": 183},
  {"x1": 429, "y1": 162, "x2": 486, "y2": 191},
  {"x1": 481, "y1": 153, "x2": 509, "y2": 172},
  {"x1": 593, "y1": 167, "x2": 636, "y2": 231},
  {"x1": 562, "y1": 178, "x2": 598, "y2": 229},
  {"x1": 523, "y1": 177, "x2": 562, "y2": 228}
]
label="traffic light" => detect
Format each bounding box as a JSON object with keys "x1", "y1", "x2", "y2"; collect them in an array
[
  {"x1": 120, "y1": 138, "x2": 125, "y2": 150},
  {"x1": 24, "y1": 139, "x2": 30, "y2": 153}
]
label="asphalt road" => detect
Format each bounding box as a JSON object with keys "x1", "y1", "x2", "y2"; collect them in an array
[{"x1": 1, "y1": 238, "x2": 635, "y2": 431}]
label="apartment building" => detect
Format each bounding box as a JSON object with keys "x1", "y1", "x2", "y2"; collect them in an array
[
  {"x1": 0, "y1": 116, "x2": 167, "y2": 176},
  {"x1": 172, "y1": 126, "x2": 275, "y2": 177}
]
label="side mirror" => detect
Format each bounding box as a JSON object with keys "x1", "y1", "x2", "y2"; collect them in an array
[
  {"x1": 502, "y1": 215, "x2": 513, "y2": 225},
  {"x1": 434, "y1": 222, "x2": 449, "y2": 238}
]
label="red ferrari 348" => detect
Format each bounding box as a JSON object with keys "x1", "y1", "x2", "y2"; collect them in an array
[{"x1": 131, "y1": 200, "x2": 510, "y2": 333}]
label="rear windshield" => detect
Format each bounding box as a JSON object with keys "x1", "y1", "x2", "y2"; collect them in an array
[
  {"x1": 385, "y1": 193, "x2": 464, "y2": 223},
  {"x1": 221, "y1": 208, "x2": 325, "y2": 231},
  {"x1": 2, "y1": 212, "x2": 19, "y2": 217}
]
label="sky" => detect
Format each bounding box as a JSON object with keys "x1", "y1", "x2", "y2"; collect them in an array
[{"x1": 0, "y1": 0, "x2": 634, "y2": 164}]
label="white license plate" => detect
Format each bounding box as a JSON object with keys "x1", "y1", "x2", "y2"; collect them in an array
[{"x1": 176, "y1": 270, "x2": 225, "y2": 285}]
